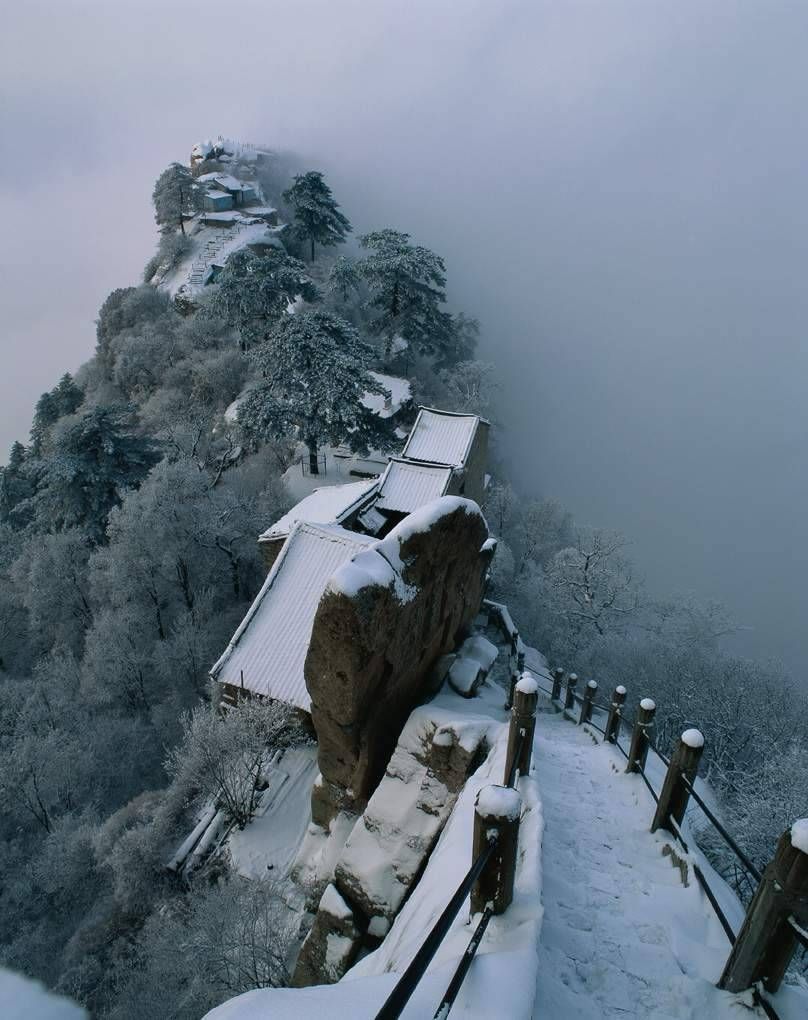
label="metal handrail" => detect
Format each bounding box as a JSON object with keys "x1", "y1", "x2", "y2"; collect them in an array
[
  {"x1": 431, "y1": 906, "x2": 494, "y2": 1018},
  {"x1": 374, "y1": 836, "x2": 498, "y2": 1020}
]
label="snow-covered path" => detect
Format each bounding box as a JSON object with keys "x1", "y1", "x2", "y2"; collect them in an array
[{"x1": 530, "y1": 706, "x2": 761, "y2": 1020}]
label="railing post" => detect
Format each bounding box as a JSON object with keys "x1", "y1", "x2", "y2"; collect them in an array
[
  {"x1": 564, "y1": 672, "x2": 578, "y2": 712},
  {"x1": 471, "y1": 785, "x2": 522, "y2": 915},
  {"x1": 650, "y1": 729, "x2": 705, "y2": 833},
  {"x1": 505, "y1": 638, "x2": 523, "y2": 710},
  {"x1": 504, "y1": 674, "x2": 538, "y2": 785},
  {"x1": 579, "y1": 679, "x2": 598, "y2": 725},
  {"x1": 551, "y1": 667, "x2": 565, "y2": 701},
  {"x1": 626, "y1": 698, "x2": 656, "y2": 774},
  {"x1": 604, "y1": 684, "x2": 627, "y2": 743},
  {"x1": 719, "y1": 819, "x2": 808, "y2": 994}
]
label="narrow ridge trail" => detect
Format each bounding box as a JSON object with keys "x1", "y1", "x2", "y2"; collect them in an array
[{"x1": 529, "y1": 705, "x2": 762, "y2": 1019}]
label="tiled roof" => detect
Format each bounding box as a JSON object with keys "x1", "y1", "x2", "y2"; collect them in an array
[
  {"x1": 401, "y1": 407, "x2": 483, "y2": 467},
  {"x1": 258, "y1": 479, "x2": 378, "y2": 541},
  {"x1": 211, "y1": 523, "x2": 375, "y2": 710},
  {"x1": 375, "y1": 458, "x2": 453, "y2": 514}
]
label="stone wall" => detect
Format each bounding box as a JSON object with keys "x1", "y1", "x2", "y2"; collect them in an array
[{"x1": 304, "y1": 496, "x2": 492, "y2": 823}]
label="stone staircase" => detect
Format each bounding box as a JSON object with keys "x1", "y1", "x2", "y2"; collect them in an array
[{"x1": 187, "y1": 223, "x2": 245, "y2": 287}]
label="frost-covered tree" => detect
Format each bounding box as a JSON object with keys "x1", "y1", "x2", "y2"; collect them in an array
[
  {"x1": 211, "y1": 247, "x2": 317, "y2": 350},
  {"x1": 29, "y1": 373, "x2": 84, "y2": 454},
  {"x1": 283, "y1": 170, "x2": 352, "y2": 261},
  {"x1": 357, "y1": 229, "x2": 457, "y2": 362},
  {"x1": 0, "y1": 441, "x2": 35, "y2": 528},
  {"x1": 327, "y1": 254, "x2": 361, "y2": 303},
  {"x1": 539, "y1": 529, "x2": 641, "y2": 660},
  {"x1": 95, "y1": 285, "x2": 173, "y2": 369},
  {"x1": 439, "y1": 360, "x2": 497, "y2": 416},
  {"x1": 26, "y1": 405, "x2": 160, "y2": 540},
  {"x1": 152, "y1": 162, "x2": 200, "y2": 236},
  {"x1": 110, "y1": 877, "x2": 296, "y2": 1019},
  {"x1": 238, "y1": 309, "x2": 392, "y2": 474},
  {"x1": 167, "y1": 699, "x2": 305, "y2": 828}
]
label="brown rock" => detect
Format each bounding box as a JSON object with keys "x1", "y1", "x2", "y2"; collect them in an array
[{"x1": 305, "y1": 499, "x2": 491, "y2": 819}]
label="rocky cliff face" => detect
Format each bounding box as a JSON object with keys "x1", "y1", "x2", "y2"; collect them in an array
[{"x1": 304, "y1": 497, "x2": 492, "y2": 823}]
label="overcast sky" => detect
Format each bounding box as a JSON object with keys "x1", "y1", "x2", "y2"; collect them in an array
[{"x1": 2, "y1": 1, "x2": 806, "y2": 676}]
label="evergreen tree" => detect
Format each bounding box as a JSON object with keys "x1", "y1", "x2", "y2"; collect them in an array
[
  {"x1": 282, "y1": 170, "x2": 352, "y2": 261},
  {"x1": 356, "y1": 229, "x2": 457, "y2": 362},
  {"x1": 26, "y1": 406, "x2": 161, "y2": 541},
  {"x1": 29, "y1": 374, "x2": 84, "y2": 454},
  {"x1": 0, "y1": 442, "x2": 35, "y2": 528},
  {"x1": 152, "y1": 162, "x2": 200, "y2": 236},
  {"x1": 237, "y1": 310, "x2": 392, "y2": 474},
  {"x1": 327, "y1": 255, "x2": 362, "y2": 303},
  {"x1": 211, "y1": 247, "x2": 317, "y2": 350}
]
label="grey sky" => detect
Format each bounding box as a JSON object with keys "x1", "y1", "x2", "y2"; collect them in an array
[{"x1": 2, "y1": 1, "x2": 806, "y2": 675}]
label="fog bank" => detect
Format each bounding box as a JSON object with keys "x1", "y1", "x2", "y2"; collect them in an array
[{"x1": 2, "y1": 1, "x2": 806, "y2": 674}]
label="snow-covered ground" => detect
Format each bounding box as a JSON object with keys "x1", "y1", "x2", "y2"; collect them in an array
[
  {"x1": 229, "y1": 745, "x2": 319, "y2": 881},
  {"x1": 529, "y1": 705, "x2": 775, "y2": 1019},
  {"x1": 0, "y1": 968, "x2": 85, "y2": 1020},
  {"x1": 204, "y1": 625, "x2": 808, "y2": 1020}
]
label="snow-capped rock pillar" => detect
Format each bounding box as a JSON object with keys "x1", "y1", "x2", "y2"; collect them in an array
[
  {"x1": 626, "y1": 698, "x2": 656, "y2": 775},
  {"x1": 504, "y1": 675, "x2": 538, "y2": 786},
  {"x1": 719, "y1": 819, "x2": 808, "y2": 994},
  {"x1": 650, "y1": 729, "x2": 705, "y2": 834},
  {"x1": 564, "y1": 672, "x2": 578, "y2": 712},
  {"x1": 604, "y1": 684, "x2": 627, "y2": 744},
  {"x1": 471, "y1": 785, "x2": 522, "y2": 916},
  {"x1": 551, "y1": 667, "x2": 565, "y2": 701},
  {"x1": 579, "y1": 679, "x2": 599, "y2": 726}
]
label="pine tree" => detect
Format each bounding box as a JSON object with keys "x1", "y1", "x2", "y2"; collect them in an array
[
  {"x1": 283, "y1": 171, "x2": 352, "y2": 261},
  {"x1": 152, "y1": 162, "x2": 199, "y2": 236},
  {"x1": 26, "y1": 406, "x2": 160, "y2": 541},
  {"x1": 0, "y1": 442, "x2": 35, "y2": 528},
  {"x1": 29, "y1": 374, "x2": 84, "y2": 454},
  {"x1": 211, "y1": 247, "x2": 317, "y2": 350},
  {"x1": 356, "y1": 229, "x2": 457, "y2": 362},
  {"x1": 237, "y1": 310, "x2": 392, "y2": 474},
  {"x1": 327, "y1": 255, "x2": 361, "y2": 303}
]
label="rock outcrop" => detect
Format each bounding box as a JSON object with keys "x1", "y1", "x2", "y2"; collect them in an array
[
  {"x1": 294, "y1": 702, "x2": 492, "y2": 986},
  {"x1": 304, "y1": 497, "x2": 492, "y2": 823}
]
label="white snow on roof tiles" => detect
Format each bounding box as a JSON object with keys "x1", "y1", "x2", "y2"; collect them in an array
[
  {"x1": 401, "y1": 407, "x2": 481, "y2": 467},
  {"x1": 211, "y1": 523, "x2": 375, "y2": 710},
  {"x1": 361, "y1": 373, "x2": 412, "y2": 418},
  {"x1": 259, "y1": 480, "x2": 378, "y2": 541},
  {"x1": 198, "y1": 172, "x2": 253, "y2": 192},
  {"x1": 375, "y1": 458, "x2": 453, "y2": 514}
]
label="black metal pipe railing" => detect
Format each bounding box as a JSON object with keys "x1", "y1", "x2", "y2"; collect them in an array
[
  {"x1": 431, "y1": 906, "x2": 494, "y2": 1019},
  {"x1": 506, "y1": 731, "x2": 526, "y2": 788},
  {"x1": 678, "y1": 776, "x2": 763, "y2": 884},
  {"x1": 374, "y1": 837, "x2": 498, "y2": 1020}
]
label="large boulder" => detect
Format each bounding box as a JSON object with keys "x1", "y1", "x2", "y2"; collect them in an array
[{"x1": 304, "y1": 497, "x2": 491, "y2": 822}]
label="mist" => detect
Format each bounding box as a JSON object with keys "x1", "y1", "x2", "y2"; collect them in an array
[{"x1": 2, "y1": 0, "x2": 806, "y2": 675}]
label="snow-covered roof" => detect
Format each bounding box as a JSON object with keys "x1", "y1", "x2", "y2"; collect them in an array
[
  {"x1": 258, "y1": 479, "x2": 378, "y2": 542},
  {"x1": 205, "y1": 188, "x2": 231, "y2": 200},
  {"x1": 362, "y1": 373, "x2": 412, "y2": 419},
  {"x1": 401, "y1": 407, "x2": 486, "y2": 468},
  {"x1": 375, "y1": 457, "x2": 453, "y2": 515},
  {"x1": 192, "y1": 137, "x2": 272, "y2": 162},
  {"x1": 198, "y1": 173, "x2": 253, "y2": 192},
  {"x1": 211, "y1": 522, "x2": 376, "y2": 710}
]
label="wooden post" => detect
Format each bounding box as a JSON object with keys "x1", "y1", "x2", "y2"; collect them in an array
[
  {"x1": 626, "y1": 698, "x2": 656, "y2": 774},
  {"x1": 505, "y1": 639, "x2": 523, "y2": 710},
  {"x1": 650, "y1": 729, "x2": 705, "y2": 833},
  {"x1": 551, "y1": 667, "x2": 565, "y2": 701},
  {"x1": 564, "y1": 672, "x2": 578, "y2": 712},
  {"x1": 579, "y1": 679, "x2": 598, "y2": 725},
  {"x1": 504, "y1": 675, "x2": 539, "y2": 785},
  {"x1": 471, "y1": 785, "x2": 522, "y2": 915},
  {"x1": 719, "y1": 820, "x2": 808, "y2": 993},
  {"x1": 604, "y1": 684, "x2": 627, "y2": 744}
]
